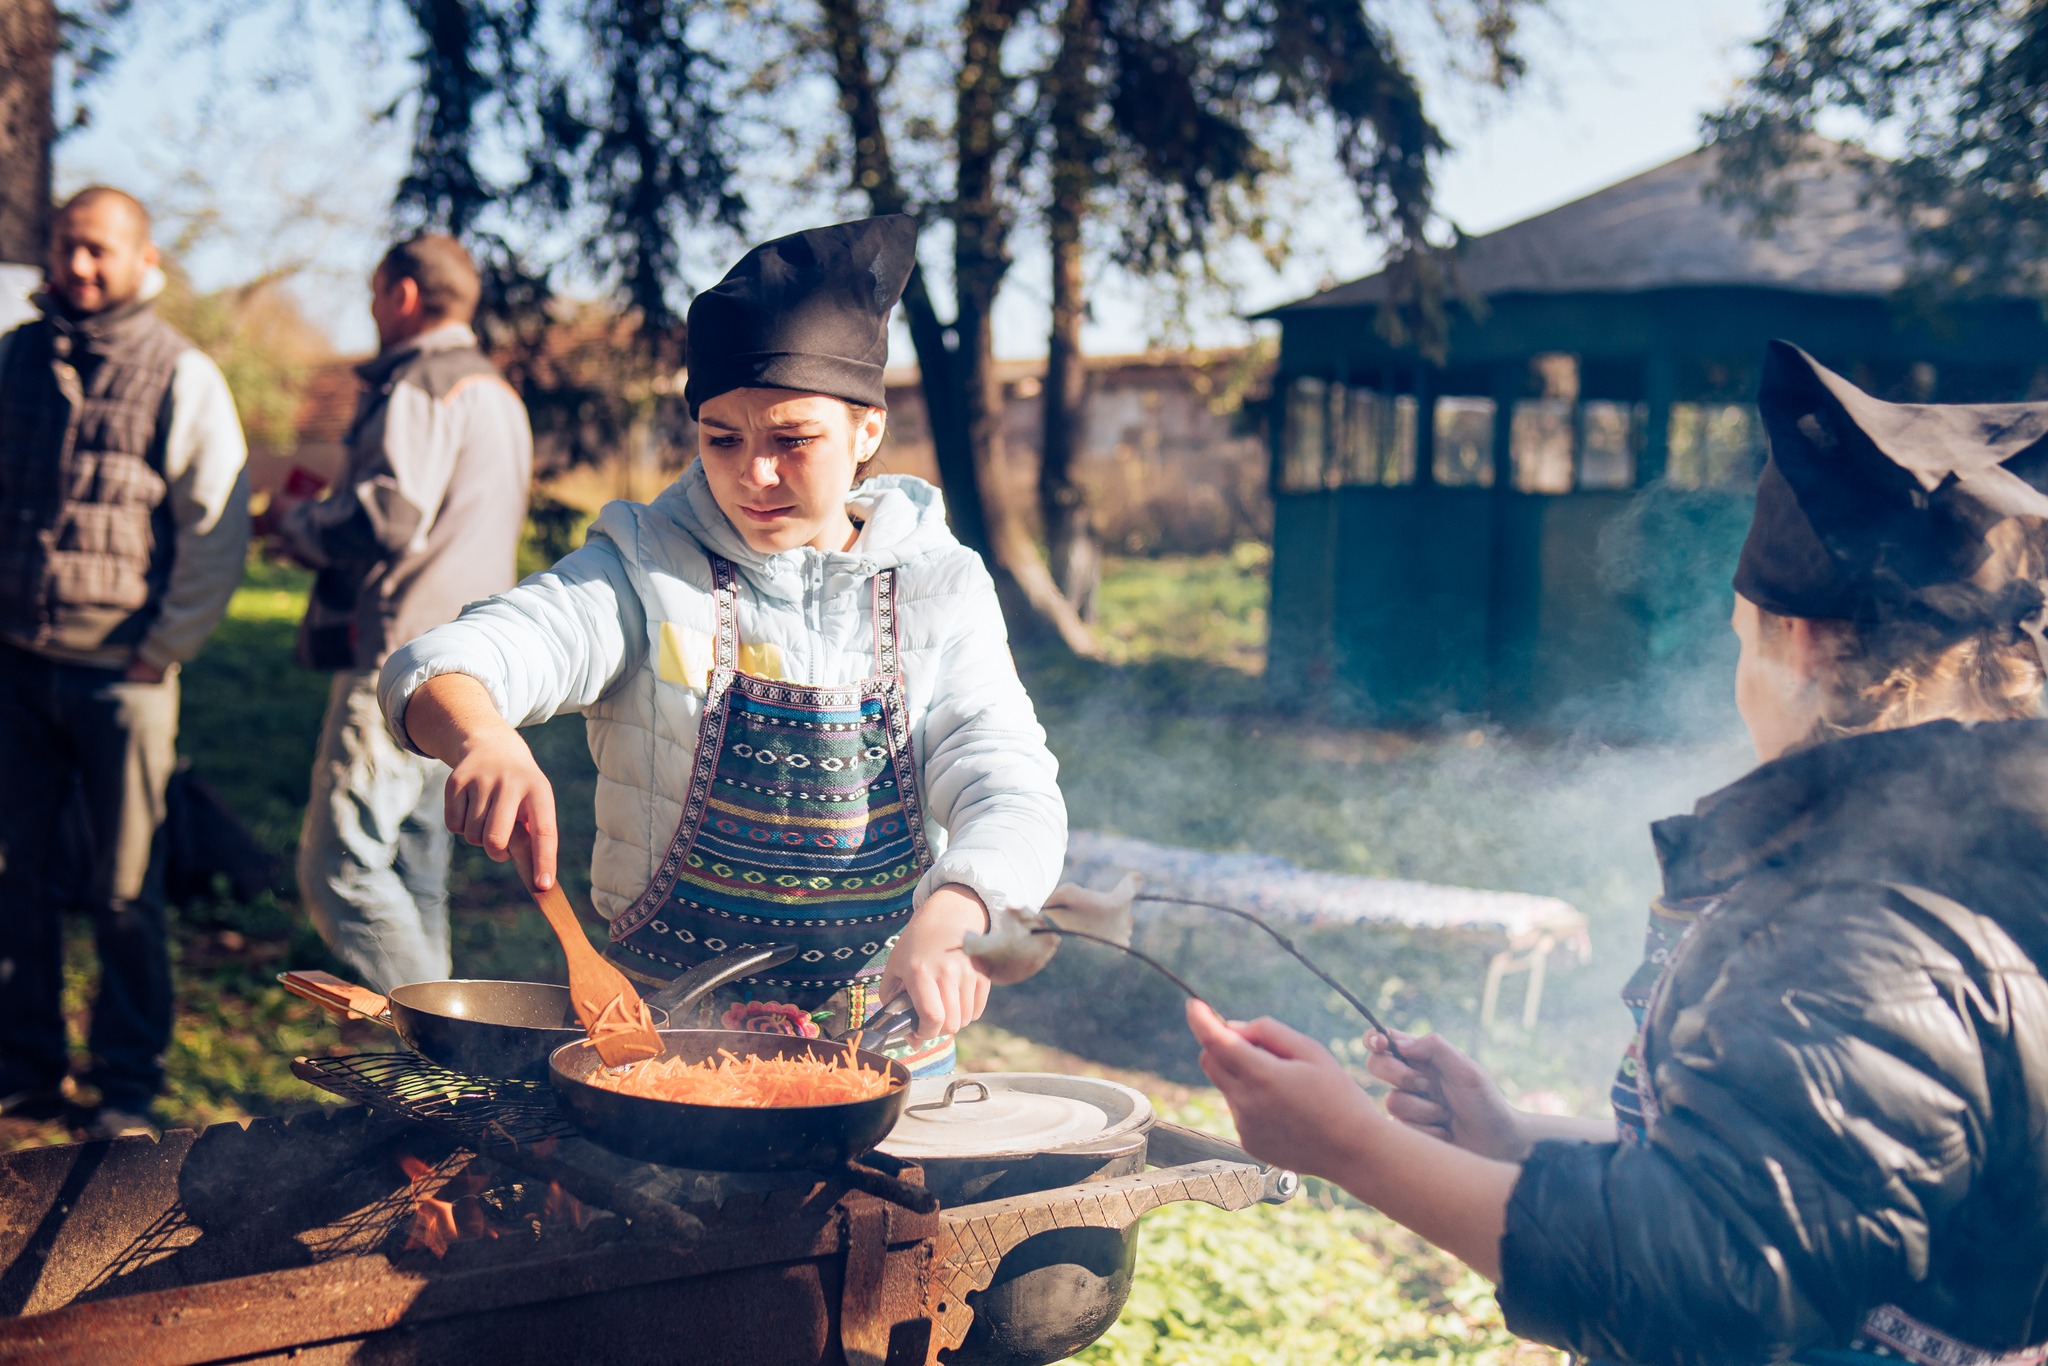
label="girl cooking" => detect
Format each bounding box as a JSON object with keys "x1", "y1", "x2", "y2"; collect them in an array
[
  {"x1": 378, "y1": 215, "x2": 1066, "y2": 1076},
  {"x1": 1189, "y1": 342, "x2": 2048, "y2": 1363}
]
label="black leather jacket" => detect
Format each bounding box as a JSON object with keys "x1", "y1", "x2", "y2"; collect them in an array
[{"x1": 1499, "y1": 720, "x2": 2048, "y2": 1364}]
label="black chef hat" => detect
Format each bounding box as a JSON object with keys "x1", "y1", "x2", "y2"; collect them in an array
[
  {"x1": 1733, "y1": 340, "x2": 2048, "y2": 635},
  {"x1": 683, "y1": 214, "x2": 917, "y2": 418}
]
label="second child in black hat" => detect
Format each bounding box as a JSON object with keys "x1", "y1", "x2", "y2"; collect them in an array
[
  {"x1": 1183, "y1": 341, "x2": 2048, "y2": 1364},
  {"x1": 376, "y1": 216, "x2": 1068, "y2": 1076}
]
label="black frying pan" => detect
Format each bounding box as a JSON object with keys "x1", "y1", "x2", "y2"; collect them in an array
[
  {"x1": 280, "y1": 942, "x2": 802, "y2": 1083},
  {"x1": 549, "y1": 1029, "x2": 911, "y2": 1171}
]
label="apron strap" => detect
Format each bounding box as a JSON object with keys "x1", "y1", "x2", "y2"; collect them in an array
[
  {"x1": 873, "y1": 569, "x2": 900, "y2": 677},
  {"x1": 709, "y1": 553, "x2": 740, "y2": 671},
  {"x1": 711, "y1": 552, "x2": 899, "y2": 676}
]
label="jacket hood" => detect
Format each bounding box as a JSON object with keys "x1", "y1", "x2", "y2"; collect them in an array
[
  {"x1": 1653, "y1": 718, "x2": 2048, "y2": 908},
  {"x1": 656, "y1": 461, "x2": 960, "y2": 597}
]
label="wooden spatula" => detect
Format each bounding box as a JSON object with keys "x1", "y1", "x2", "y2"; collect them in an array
[{"x1": 511, "y1": 836, "x2": 663, "y2": 1067}]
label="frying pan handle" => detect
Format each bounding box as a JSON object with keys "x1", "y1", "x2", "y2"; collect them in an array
[
  {"x1": 839, "y1": 1158, "x2": 941, "y2": 1215},
  {"x1": 643, "y1": 942, "x2": 801, "y2": 1015},
  {"x1": 277, "y1": 970, "x2": 393, "y2": 1026},
  {"x1": 1145, "y1": 1122, "x2": 1299, "y2": 1204}
]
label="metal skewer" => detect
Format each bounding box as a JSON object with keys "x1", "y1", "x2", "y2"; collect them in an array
[
  {"x1": 1027, "y1": 925, "x2": 1208, "y2": 1003},
  {"x1": 1130, "y1": 895, "x2": 1402, "y2": 1046}
]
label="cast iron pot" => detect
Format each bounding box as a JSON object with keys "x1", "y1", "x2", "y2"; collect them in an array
[
  {"x1": 945, "y1": 1134, "x2": 1149, "y2": 1366},
  {"x1": 880, "y1": 1075, "x2": 1155, "y2": 1366}
]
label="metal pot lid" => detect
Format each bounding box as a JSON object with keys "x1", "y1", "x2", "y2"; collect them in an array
[{"x1": 876, "y1": 1072, "x2": 1153, "y2": 1161}]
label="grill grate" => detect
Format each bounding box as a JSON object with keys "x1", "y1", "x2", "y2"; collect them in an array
[{"x1": 292, "y1": 1053, "x2": 579, "y2": 1148}]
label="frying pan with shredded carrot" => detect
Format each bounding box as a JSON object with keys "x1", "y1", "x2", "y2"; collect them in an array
[{"x1": 586, "y1": 1039, "x2": 900, "y2": 1108}]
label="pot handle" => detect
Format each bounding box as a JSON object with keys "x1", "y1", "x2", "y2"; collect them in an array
[
  {"x1": 277, "y1": 970, "x2": 393, "y2": 1027},
  {"x1": 1146, "y1": 1121, "x2": 1299, "y2": 1203}
]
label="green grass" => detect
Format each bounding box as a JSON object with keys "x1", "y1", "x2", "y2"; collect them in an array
[
  {"x1": 13, "y1": 561, "x2": 595, "y2": 1149},
  {"x1": 1093, "y1": 542, "x2": 1272, "y2": 674},
  {"x1": 954, "y1": 1028, "x2": 1550, "y2": 1366}
]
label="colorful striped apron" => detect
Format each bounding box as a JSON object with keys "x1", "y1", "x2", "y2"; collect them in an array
[{"x1": 607, "y1": 554, "x2": 953, "y2": 1075}]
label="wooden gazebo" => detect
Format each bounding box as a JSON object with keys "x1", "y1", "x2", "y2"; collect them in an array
[{"x1": 1259, "y1": 142, "x2": 2048, "y2": 726}]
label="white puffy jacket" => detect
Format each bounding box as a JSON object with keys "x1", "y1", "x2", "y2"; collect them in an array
[{"x1": 379, "y1": 466, "x2": 1067, "y2": 925}]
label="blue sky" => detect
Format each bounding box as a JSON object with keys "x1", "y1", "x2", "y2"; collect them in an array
[{"x1": 56, "y1": 0, "x2": 1772, "y2": 359}]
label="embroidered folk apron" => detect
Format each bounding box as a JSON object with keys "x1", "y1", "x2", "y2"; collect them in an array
[{"x1": 607, "y1": 554, "x2": 954, "y2": 1075}]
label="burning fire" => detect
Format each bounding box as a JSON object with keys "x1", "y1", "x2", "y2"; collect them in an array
[{"x1": 396, "y1": 1154, "x2": 597, "y2": 1259}]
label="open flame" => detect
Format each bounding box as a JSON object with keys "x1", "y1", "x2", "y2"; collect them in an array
[
  {"x1": 398, "y1": 1154, "x2": 497, "y2": 1258},
  {"x1": 395, "y1": 1154, "x2": 598, "y2": 1259}
]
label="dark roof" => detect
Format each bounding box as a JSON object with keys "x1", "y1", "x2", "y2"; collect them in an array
[{"x1": 1262, "y1": 141, "x2": 1914, "y2": 316}]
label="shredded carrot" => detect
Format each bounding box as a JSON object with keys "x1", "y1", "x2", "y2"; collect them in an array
[
  {"x1": 588, "y1": 991, "x2": 655, "y2": 1041},
  {"x1": 587, "y1": 1047, "x2": 899, "y2": 1108},
  {"x1": 581, "y1": 995, "x2": 659, "y2": 1064}
]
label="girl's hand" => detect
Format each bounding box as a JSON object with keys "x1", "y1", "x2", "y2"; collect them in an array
[
  {"x1": 880, "y1": 885, "x2": 994, "y2": 1041},
  {"x1": 1186, "y1": 998, "x2": 1385, "y2": 1181},
  {"x1": 405, "y1": 673, "x2": 561, "y2": 891},
  {"x1": 445, "y1": 727, "x2": 560, "y2": 891},
  {"x1": 1365, "y1": 1030, "x2": 1531, "y2": 1161},
  {"x1": 1190, "y1": 1000, "x2": 1519, "y2": 1281}
]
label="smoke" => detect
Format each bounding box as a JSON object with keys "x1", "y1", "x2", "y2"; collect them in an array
[{"x1": 1003, "y1": 491, "x2": 1762, "y2": 1105}]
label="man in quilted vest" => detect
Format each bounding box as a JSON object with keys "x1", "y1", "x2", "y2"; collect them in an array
[
  {"x1": 0, "y1": 187, "x2": 251, "y2": 1139},
  {"x1": 263, "y1": 235, "x2": 532, "y2": 992}
]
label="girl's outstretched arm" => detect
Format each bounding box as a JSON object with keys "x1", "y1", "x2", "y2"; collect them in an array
[{"x1": 1187, "y1": 999, "x2": 1520, "y2": 1281}]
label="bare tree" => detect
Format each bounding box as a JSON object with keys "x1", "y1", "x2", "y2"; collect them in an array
[
  {"x1": 1040, "y1": 0, "x2": 1100, "y2": 617},
  {"x1": 817, "y1": 0, "x2": 1100, "y2": 655},
  {"x1": 1031, "y1": 0, "x2": 1533, "y2": 614},
  {"x1": 0, "y1": 0, "x2": 56, "y2": 264}
]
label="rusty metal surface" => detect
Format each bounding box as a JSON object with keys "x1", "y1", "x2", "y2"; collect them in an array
[
  {"x1": 924, "y1": 1158, "x2": 1272, "y2": 1355},
  {"x1": 0, "y1": 1180, "x2": 936, "y2": 1366},
  {"x1": 0, "y1": 1093, "x2": 1275, "y2": 1366},
  {"x1": 838, "y1": 1199, "x2": 945, "y2": 1366},
  {"x1": 0, "y1": 1098, "x2": 948, "y2": 1366},
  {"x1": 0, "y1": 1109, "x2": 463, "y2": 1316}
]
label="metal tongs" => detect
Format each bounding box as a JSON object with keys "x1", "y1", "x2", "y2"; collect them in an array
[
  {"x1": 638, "y1": 945, "x2": 919, "y2": 1051},
  {"x1": 836, "y1": 992, "x2": 920, "y2": 1050}
]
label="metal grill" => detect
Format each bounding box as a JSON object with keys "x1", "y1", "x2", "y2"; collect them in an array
[{"x1": 292, "y1": 1053, "x2": 578, "y2": 1148}]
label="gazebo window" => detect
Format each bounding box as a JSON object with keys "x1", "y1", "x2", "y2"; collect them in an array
[
  {"x1": 1579, "y1": 400, "x2": 1643, "y2": 489},
  {"x1": 1434, "y1": 397, "x2": 1496, "y2": 487},
  {"x1": 1389, "y1": 394, "x2": 1418, "y2": 484},
  {"x1": 1331, "y1": 383, "x2": 1417, "y2": 486},
  {"x1": 1280, "y1": 377, "x2": 1328, "y2": 492},
  {"x1": 1667, "y1": 403, "x2": 1762, "y2": 488},
  {"x1": 1510, "y1": 399, "x2": 1573, "y2": 493}
]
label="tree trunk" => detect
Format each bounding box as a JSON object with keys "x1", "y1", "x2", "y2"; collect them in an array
[
  {"x1": 819, "y1": 0, "x2": 1095, "y2": 655},
  {"x1": 1041, "y1": 0, "x2": 1100, "y2": 619},
  {"x1": 0, "y1": 0, "x2": 56, "y2": 265},
  {"x1": 817, "y1": 0, "x2": 985, "y2": 556},
  {"x1": 953, "y1": 0, "x2": 1097, "y2": 656}
]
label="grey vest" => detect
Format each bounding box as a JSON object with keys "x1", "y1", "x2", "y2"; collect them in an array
[{"x1": 0, "y1": 300, "x2": 188, "y2": 656}]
